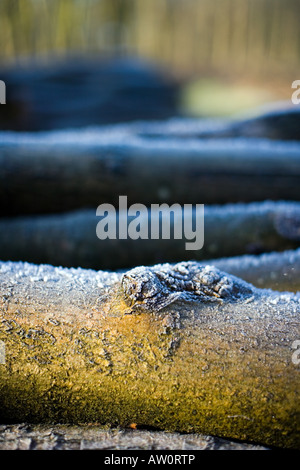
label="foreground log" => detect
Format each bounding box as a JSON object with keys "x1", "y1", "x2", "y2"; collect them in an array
[
  {"x1": 1, "y1": 132, "x2": 300, "y2": 216},
  {"x1": 0, "y1": 201, "x2": 299, "y2": 270},
  {"x1": 207, "y1": 248, "x2": 300, "y2": 292},
  {"x1": 0, "y1": 260, "x2": 299, "y2": 449}
]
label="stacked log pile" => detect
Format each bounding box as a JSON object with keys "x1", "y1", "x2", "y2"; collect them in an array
[{"x1": 0, "y1": 100, "x2": 299, "y2": 450}]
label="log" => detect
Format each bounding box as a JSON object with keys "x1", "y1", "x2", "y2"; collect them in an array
[
  {"x1": 0, "y1": 201, "x2": 299, "y2": 270},
  {"x1": 0, "y1": 260, "x2": 299, "y2": 449},
  {"x1": 128, "y1": 106, "x2": 300, "y2": 142},
  {"x1": 207, "y1": 248, "x2": 300, "y2": 292},
  {"x1": 0, "y1": 57, "x2": 179, "y2": 131},
  {"x1": 0, "y1": 424, "x2": 269, "y2": 450},
  {"x1": 1, "y1": 131, "x2": 300, "y2": 216}
]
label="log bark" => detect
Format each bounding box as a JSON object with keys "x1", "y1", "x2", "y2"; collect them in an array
[
  {"x1": 207, "y1": 248, "x2": 300, "y2": 292},
  {"x1": 1, "y1": 132, "x2": 300, "y2": 216},
  {"x1": 0, "y1": 424, "x2": 269, "y2": 450},
  {"x1": 0, "y1": 260, "x2": 299, "y2": 449},
  {"x1": 0, "y1": 201, "x2": 299, "y2": 270}
]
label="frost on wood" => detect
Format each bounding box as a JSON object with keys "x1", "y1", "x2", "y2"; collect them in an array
[
  {"x1": 207, "y1": 248, "x2": 300, "y2": 291},
  {"x1": 0, "y1": 424, "x2": 270, "y2": 450},
  {"x1": 121, "y1": 262, "x2": 254, "y2": 313},
  {"x1": 0, "y1": 260, "x2": 121, "y2": 318},
  {"x1": 0, "y1": 260, "x2": 299, "y2": 449},
  {"x1": 1, "y1": 201, "x2": 300, "y2": 271},
  {"x1": 1, "y1": 128, "x2": 300, "y2": 216}
]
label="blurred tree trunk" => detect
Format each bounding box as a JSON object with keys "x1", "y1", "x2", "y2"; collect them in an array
[
  {"x1": 1, "y1": 134, "x2": 299, "y2": 216},
  {"x1": 0, "y1": 202, "x2": 299, "y2": 270}
]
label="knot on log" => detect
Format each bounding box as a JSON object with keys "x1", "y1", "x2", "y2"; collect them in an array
[{"x1": 121, "y1": 262, "x2": 254, "y2": 313}]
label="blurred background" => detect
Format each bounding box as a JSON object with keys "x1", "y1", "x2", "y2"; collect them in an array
[
  {"x1": 0, "y1": 0, "x2": 299, "y2": 127},
  {"x1": 0, "y1": 0, "x2": 299, "y2": 279}
]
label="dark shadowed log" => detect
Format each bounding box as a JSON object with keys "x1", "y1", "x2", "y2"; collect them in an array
[
  {"x1": 0, "y1": 201, "x2": 299, "y2": 270},
  {"x1": 0, "y1": 57, "x2": 179, "y2": 131},
  {"x1": 0, "y1": 260, "x2": 299, "y2": 449},
  {"x1": 129, "y1": 106, "x2": 300, "y2": 142},
  {"x1": 0, "y1": 131, "x2": 300, "y2": 216}
]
